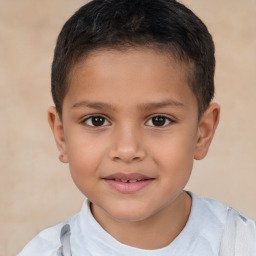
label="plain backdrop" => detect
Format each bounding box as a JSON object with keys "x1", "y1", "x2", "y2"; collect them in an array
[{"x1": 0, "y1": 0, "x2": 256, "y2": 255}]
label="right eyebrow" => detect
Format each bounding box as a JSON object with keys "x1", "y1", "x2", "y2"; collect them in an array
[{"x1": 72, "y1": 101, "x2": 117, "y2": 111}]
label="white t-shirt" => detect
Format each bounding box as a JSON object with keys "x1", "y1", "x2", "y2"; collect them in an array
[{"x1": 18, "y1": 192, "x2": 255, "y2": 256}]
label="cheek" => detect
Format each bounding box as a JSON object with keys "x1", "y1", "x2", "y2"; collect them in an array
[
  {"x1": 150, "y1": 130, "x2": 197, "y2": 162},
  {"x1": 65, "y1": 134, "x2": 106, "y2": 184},
  {"x1": 149, "y1": 129, "x2": 197, "y2": 179},
  {"x1": 67, "y1": 130, "x2": 106, "y2": 162}
]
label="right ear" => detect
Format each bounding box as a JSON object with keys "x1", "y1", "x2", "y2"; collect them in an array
[{"x1": 48, "y1": 106, "x2": 68, "y2": 163}]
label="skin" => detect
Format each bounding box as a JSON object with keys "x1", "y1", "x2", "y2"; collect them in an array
[{"x1": 48, "y1": 48, "x2": 220, "y2": 249}]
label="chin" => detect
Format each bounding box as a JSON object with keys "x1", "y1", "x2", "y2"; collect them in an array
[
  {"x1": 105, "y1": 202, "x2": 154, "y2": 222},
  {"x1": 111, "y1": 211, "x2": 150, "y2": 222}
]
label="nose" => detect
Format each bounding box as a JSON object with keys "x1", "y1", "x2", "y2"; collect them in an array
[{"x1": 108, "y1": 125, "x2": 147, "y2": 163}]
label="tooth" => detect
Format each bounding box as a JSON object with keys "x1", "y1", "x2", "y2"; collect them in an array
[
  {"x1": 121, "y1": 179, "x2": 128, "y2": 182},
  {"x1": 129, "y1": 180, "x2": 138, "y2": 183}
]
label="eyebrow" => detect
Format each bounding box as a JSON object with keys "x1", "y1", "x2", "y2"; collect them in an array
[
  {"x1": 72, "y1": 101, "x2": 117, "y2": 111},
  {"x1": 72, "y1": 99, "x2": 184, "y2": 111},
  {"x1": 137, "y1": 99, "x2": 184, "y2": 111}
]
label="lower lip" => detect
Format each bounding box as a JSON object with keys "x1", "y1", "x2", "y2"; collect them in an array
[{"x1": 103, "y1": 179, "x2": 154, "y2": 193}]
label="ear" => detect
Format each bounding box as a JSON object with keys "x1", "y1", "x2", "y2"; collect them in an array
[
  {"x1": 194, "y1": 103, "x2": 220, "y2": 160},
  {"x1": 48, "y1": 106, "x2": 69, "y2": 163}
]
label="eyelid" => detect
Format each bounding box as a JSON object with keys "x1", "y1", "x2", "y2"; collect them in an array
[
  {"x1": 145, "y1": 114, "x2": 175, "y2": 127},
  {"x1": 81, "y1": 114, "x2": 111, "y2": 127}
]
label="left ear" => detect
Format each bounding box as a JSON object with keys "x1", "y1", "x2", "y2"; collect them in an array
[{"x1": 194, "y1": 103, "x2": 220, "y2": 160}]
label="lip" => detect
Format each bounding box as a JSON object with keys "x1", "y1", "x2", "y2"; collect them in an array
[{"x1": 103, "y1": 172, "x2": 154, "y2": 194}]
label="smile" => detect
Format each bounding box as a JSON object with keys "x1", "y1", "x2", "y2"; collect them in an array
[
  {"x1": 103, "y1": 173, "x2": 154, "y2": 193},
  {"x1": 113, "y1": 179, "x2": 145, "y2": 183}
]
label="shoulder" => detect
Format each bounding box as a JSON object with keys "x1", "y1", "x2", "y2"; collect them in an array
[
  {"x1": 184, "y1": 192, "x2": 229, "y2": 253},
  {"x1": 220, "y1": 207, "x2": 256, "y2": 254},
  {"x1": 189, "y1": 192, "x2": 256, "y2": 253},
  {"x1": 189, "y1": 192, "x2": 229, "y2": 225},
  {"x1": 18, "y1": 214, "x2": 79, "y2": 256},
  {"x1": 191, "y1": 192, "x2": 256, "y2": 228}
]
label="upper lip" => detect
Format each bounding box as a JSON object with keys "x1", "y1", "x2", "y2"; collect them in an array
[{"x1": 103, "y1": 173, "x2": 153, "y2": 181}]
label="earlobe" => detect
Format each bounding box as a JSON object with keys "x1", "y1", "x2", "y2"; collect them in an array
[
  {"x1": 194, "y1": 103, "x2": 220, "y2": 160},
  {"x1": 48, "y1": 106, "x2": 69, "y2": 163}
]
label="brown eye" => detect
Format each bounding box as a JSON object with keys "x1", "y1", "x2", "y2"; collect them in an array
[
  {"x1": 84, "y1": 115, "x2": 110, "y2": 127},
  {"x1": 146, "y1": 115, "x2": 172, "y2": 127}
]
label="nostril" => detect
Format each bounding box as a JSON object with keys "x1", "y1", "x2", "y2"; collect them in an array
[
  {"x1": 132, "y1": 156, "x2": 141, "y2": 161},
  {"x1": 108, "y1": 135, "x2": 147, "y2": 162},
  {"x1": 112, "y1": 155, "x2": 145, "y2": 163}
]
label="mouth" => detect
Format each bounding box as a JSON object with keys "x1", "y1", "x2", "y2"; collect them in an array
[
  {"x1": 109, "y1": 179, "x2": 147, "y2": 183},
  {"x1": 103, "y1": 173, "x2": 154, "y2": 193}
]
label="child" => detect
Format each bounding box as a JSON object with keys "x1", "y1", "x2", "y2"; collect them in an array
[{"x1": 18, "y1": 0, "x2": 256, "y2": 255}]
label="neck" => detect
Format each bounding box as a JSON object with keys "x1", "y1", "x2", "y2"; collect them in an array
[{"x1": 91, "y1": 192, "x2": 192, "y2": 250}]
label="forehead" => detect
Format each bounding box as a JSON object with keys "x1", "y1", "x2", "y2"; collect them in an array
[{"x1": 64, "y1": 48, "x2": 197, "y2": 111}]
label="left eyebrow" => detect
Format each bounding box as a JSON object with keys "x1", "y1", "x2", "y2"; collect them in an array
[{"x1": 137, "y1": 99, "x2": 184, "y2": 111}]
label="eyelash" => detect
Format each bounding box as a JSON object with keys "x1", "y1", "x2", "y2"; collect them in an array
[
  {"x1": 82, "y1": 115, "x2": 110, "y2": 127},
  {"x1": 81, "y1": 114, "x2": 174, "y2": 128},
  {"x1": 145, "y1": 115, "x2": 174, "y2": 127}
]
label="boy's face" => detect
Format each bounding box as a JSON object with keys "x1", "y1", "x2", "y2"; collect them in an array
[{"x1": 49, "y1": 48, "x2": 219, "y2": 224}]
